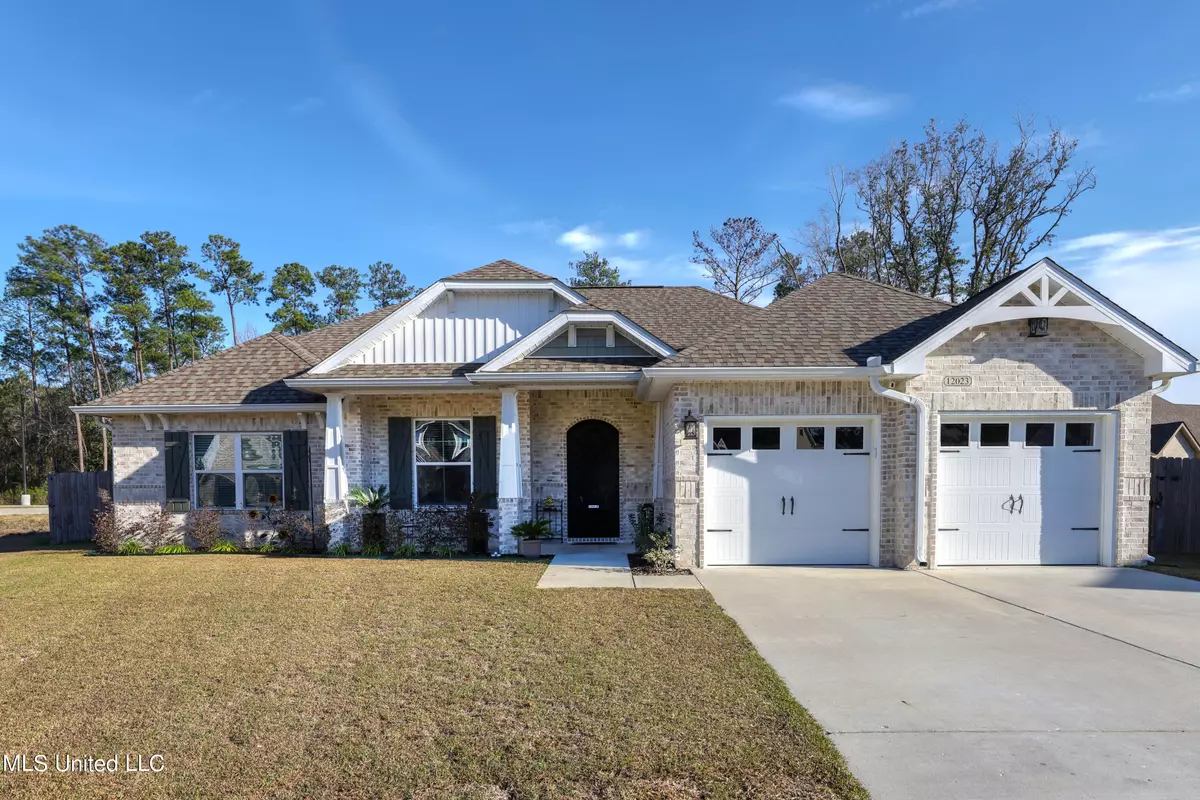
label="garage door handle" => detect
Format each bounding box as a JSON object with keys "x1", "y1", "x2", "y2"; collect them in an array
[
  {"x1": 790, "y1": 496, "x2": 794, "y2": 515},
  {"x1": 1015, "y1": 494, "x2": 1024, "y2": 514},
  {"x1": 781, "y1": 496, "x2": 786, "y2": 515},
  {"x1": 842, "y1": 528, "x2": 869, "y2": 532},
  {"x1": 1002, "y1": 495, "x2": 1015, "y2": 514},
  {"x1": 1071, "y1": 527, "x2": 1099, "y2": 531},
  {"x1": 842, "y1": 452, "x2": 870, "y2": 456},
  {"x1": 1073, "y1": 449, "x2": 1101, "y2": 453},
  {"x1": 707, "y1": 529, "x2": 733, "y2": 533}
]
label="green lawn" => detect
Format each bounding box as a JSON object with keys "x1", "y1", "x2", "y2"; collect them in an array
[{"x1": 0, "y1": 550, "x2": 864, "y2": 799}]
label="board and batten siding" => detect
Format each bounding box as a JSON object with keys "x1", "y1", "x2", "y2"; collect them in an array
[{"x1": 351, "y1": 291, "x2": 569, "y2": 364}]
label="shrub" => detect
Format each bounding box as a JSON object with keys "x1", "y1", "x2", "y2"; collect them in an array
[
  {"x1": 349, "y1": 485, "x2": 390, "y2": 514},
  {"x1": 393, "y1": 542, "x2": 419, "y2": 558},
  {"x1": 153, "y1": 543, "x2": 190, "y2": 554},
  {"x1": 432, "y1": 544, "x2": 457, "y2": 558},
  {"x1": 135, "y1": 504, "x2": 178, "y2": 550},
  {"x1": 640, "y1": 530, "x2": 680, "y2": 574},
  {"x1": 0, "y1": 484, "x2": 48, "y2": 504},
  {"x1": 209, "y1": 539, "x2": 239, "y2": 554},
  {"x1": 362, "y1": 541, "x2": 384, "y2": 557},
  {"x1": 117, "y1": 539, "x2": 144, "y2": 555},
  {"x1": 628, "y1": 504, "x2": 664, "y2": 553},
  {"x1": 92, "y1": 489, "x2": 121, "y2": 554},
  {"x1": 511, "y1": 518, "x2": 552, "y2": 541},
  {"x1": 185, "y1": 508, "x2": 223, "y2": 551},
  {"x1": 328, "y1": 541, "x2": 352, "y2": 557}
]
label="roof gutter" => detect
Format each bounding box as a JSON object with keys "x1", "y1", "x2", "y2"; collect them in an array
[
  {"x1": 72, "y1": 403, "x2": 329, "y2": 415},
  {"x1": 866, "y1": 357, "x2": 929, "y2": 567},
  {"x1": 285, "y1": 377, "x2": 474, "y2": 390},
  {"x1": 640, "y1": 366, "x2": 880, "y2": 380}
]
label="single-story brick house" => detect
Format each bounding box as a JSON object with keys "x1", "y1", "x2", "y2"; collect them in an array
[{"x1": 77, "y1": 257, "x2": 1196, "y2": 568}]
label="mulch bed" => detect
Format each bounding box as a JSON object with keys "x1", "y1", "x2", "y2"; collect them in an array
[{"x1": 627, "y1": 552, "x2": 693, "y2": 576}]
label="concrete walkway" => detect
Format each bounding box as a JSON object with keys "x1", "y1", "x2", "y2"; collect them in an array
[
  {"x1": 0, "y1": 505, "x2": 48, "y2": 515},
  {"x1": 535, "y1": 545, "x2": 702, "y2": 589},
  {"x1": 698, "y1": 566, "x2": 1200, "y2": 800}
]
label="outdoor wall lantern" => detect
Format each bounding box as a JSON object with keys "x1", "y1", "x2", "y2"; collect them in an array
[
  {"x1": 1028, "y1": 317, "x2": 1050, "y2": 338},
  {"x1": 682, "y1": 411, "x2": 699, "y2": 440}
]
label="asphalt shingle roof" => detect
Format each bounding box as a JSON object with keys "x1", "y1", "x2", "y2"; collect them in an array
[
  {"x1": 445, "y1": 259, "x2": 555, "y2": 281},
  {"x1": 575, "y1": 285, "x2": 760, "y2": 351},
  {"x1": 659, "y1": 273, "x2": 951, "y2": 368},
  {"x1": 322, "y1": 363, "x2": 481, "y2": 379},
  {"x1": 497, "y1": 357, "x2": 660, "y2": 373},
  {"x1": 1151, "y1": 397, "x2": 1200, "y2": 455}
]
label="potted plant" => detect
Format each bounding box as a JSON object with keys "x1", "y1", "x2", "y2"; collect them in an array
[
  {"x1": 511, "y1": 518, "x2": 552, "y2": 558},
  {"x1": 349, "y1": 485, "x2": 390, "y2": 553}
]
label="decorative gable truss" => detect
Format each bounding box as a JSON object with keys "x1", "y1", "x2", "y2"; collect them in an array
[
  {"x1": 306, "y1": 278, "x2": 586, "y2": 374},
  {"x1": 890, "y1": 258, "x2": 1196, "y2": 379},
  {"x1": 474, "y1": 311, "x2": 674, "y2": 375}
]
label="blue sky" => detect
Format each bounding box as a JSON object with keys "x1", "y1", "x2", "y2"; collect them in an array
[{"x1": 2, "y1": 0, "x2": 1200, "y2": 400}]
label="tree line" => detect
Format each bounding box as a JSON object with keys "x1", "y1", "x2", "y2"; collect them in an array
[{"x1": 0, "y1": 227, "x2": 418, "y2": 498}]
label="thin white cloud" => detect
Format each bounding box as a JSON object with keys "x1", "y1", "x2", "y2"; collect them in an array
[
  {"x1": 557, "y1": 225, "x2": 605, "y2": 250},
  {"x1": 778, "y1": 83, "x2": 902, "y2": 121},
  {"x1": 499, "y1": 219, "x2": 558, "y2": 237},
  {"x1": 188, "y1": 88, "x2": 216, "y2": 106},
  {"x1": 555, "y1": 225, "x2": 649, "y2": 251},
  {"x1": 616, "y1": 230, "x2": 648, "y2": 248},
  {"x1": 289, "y1": 97, "x2": 325, "y2": 114},
  {"x1": 1050, "y1": 225, "x2": 1200, "y2": 403},
  {"x1": 1138, "y1": 84, "x2": 1195, "y2": 103},
  {"x1": 903, "y1": 0, "x2": 966, "y2": 17}
]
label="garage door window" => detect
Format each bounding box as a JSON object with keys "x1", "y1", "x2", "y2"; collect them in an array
[
  {"x1": 980, "y1": 423, "x2": 1009, "y2": 447},
  {"x1": 835, "y1": 426, "x2": 865, "y2": 450},
  {"x1": 1025, "y1": 422, "x2": 1055, "y2": 447},
  {"x1": 1065, "y1": 422, "x2": 1095, "y2": 447},
  {"x1": 751, "y1": 427, "x2": 780, "y2": 450},
  {"x1": 712, "y1": 427, "x2": 742, "y2": 451},
  {"x1": 796, "y1": 427, "x2": 826, "y2": 450},
  {"x1": 940, "y1": 423, "x2": 969, "y2": 447}
]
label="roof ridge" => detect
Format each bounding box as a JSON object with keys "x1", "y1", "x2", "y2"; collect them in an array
[{"x1": 813, "y1": 272, "x2": 954, "y2": 308}]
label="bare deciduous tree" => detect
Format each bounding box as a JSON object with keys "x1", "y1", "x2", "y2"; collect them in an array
[
  {"x1": 798, "y1": 117, "x2": 1095, "y2": 301},
  {"x1": 691, "y1": 217, "x2": 780, "y2": 303}
]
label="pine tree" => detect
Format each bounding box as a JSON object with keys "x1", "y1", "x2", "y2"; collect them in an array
[
  {"x1": 317, "y1": 265, "x2": 363, "y2": 323},
  {"x1": 198, "y1": 234, "x2": 263, "y2": 345},
  {"x1": 366, "y1": 261, "x2": 417, "y2": 309},
  {"x1": 267, "y1": 263, "x2": 322, "y2": 335}
]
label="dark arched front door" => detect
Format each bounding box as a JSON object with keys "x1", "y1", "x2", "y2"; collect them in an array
[{"x1": 567, "y1": 420, "x2": 619, "y2": 539}]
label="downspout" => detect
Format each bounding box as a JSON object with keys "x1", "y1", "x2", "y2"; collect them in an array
[{"x1": 866, "y1": 356, "x2": 929, "y2": 567}]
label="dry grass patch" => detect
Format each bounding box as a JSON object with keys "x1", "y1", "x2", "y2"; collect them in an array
[
  {"x1": 0, "y1": 551, "x2": 864, "y2": 799},
  {"x1": 1144, "y1": 553, "x2": 1200, "y2": 583}
]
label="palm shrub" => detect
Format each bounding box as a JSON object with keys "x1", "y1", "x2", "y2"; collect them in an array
[{"x1": 349, "y1": 485, "x2": 389, "y2": 553}]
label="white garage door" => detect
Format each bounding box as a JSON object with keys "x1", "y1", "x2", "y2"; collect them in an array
[
  {"x1": 936, "y1": 416, "x2": 1104, "y2": 565},
  {"x1": 704, "y1": 418, "x2": 875, "y2": 566}
]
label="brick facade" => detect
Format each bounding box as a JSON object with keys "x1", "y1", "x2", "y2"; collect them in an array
[
  {"x1": 529, "y1": 388, "x2": 658, "y2": 541},
  {"x1": 907, "y1": 318, "x2": 1152, "y2": 566},
  {"x1": 106, "y1": 319, "x2": 1156, "y2": 564}
]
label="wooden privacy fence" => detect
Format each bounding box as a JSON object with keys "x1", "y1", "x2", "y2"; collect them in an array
[
  {"x1": 49, "y1": 470, "x2": 113, "y2": 544},
  {"x1": 1150, "y1": 458, "x2": 1200, "y2": 555}
]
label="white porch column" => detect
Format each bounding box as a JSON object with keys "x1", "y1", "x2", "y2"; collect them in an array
[
  {"x1": 497, "y1": 388, "x2": 522, "y2": 553},
  {"x1": 324, "y1": 394, "x2": 347, "y2": 504}
]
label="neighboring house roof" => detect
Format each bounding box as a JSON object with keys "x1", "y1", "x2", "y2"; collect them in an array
[
  {"x1": 659, "y1": 273, "x2": 950, "y2": 368},
  {"x1": 1151, "y1": 396, "x2": 1200, "y2": 455},
  {"x1": 445, "y1": 259, "x2": 555, "y2": 281}
]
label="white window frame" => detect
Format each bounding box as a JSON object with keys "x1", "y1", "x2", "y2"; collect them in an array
[
  {"x1": 191, "y1": 432, "x2": 285, "y2": 510},
  {"x1": 412, "y1": 418, "x2": 474, "y2": 507}
]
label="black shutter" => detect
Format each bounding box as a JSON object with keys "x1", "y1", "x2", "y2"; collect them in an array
[
  {"x1": 283, "y1": 430, "x2": 311, "y2": 511},
  {"x1": 164, "y1": 431, "x2": 190, "y2": 512},
  {"x1": 388, "y1": 417, "x2": 413, "y2": 509},
  {"x1": 472, "y1": 416, "x2": 498, "y2": 508}
]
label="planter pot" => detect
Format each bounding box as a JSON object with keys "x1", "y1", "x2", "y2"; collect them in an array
[{"x1": 518, "y1": 539, "x2": 542, "y2": 559}]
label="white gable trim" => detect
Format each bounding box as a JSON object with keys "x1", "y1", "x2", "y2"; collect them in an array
[
  {"x1": 307, "y1": 279, "x2": 587, "y2": 375},
  {"x1": 890, "y1": 258, "x2": 1197, "y2": 378},
  {"x1": 476, "y1": 311, "x2": 674, "y2": 373}
]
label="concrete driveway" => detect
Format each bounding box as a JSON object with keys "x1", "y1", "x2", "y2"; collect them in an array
[{"x1": 697, "y1": 566, "x2": 1200, "y2": 800}]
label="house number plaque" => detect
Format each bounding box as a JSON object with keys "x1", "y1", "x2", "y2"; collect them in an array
[{"x1": 943, "y1": 376, "x2": 972, "y2": 387}]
